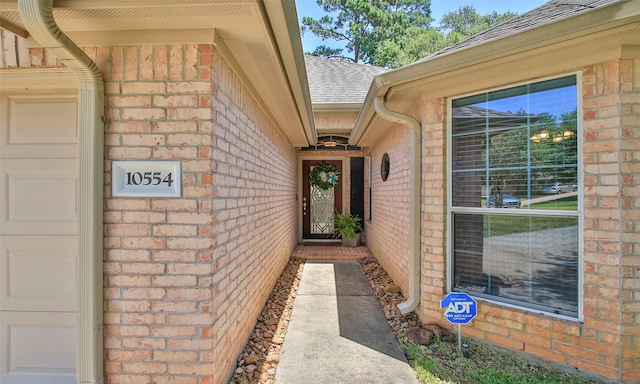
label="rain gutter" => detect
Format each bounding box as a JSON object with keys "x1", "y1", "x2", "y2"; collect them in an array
[
  {"x1": 373, "y1": 95, "x2": 421, "y2": 315},
  {"x1": 18, "y1": 1, "x2": 105, "y2": 383}
]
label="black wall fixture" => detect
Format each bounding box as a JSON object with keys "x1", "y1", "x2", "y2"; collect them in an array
[
  {"x1": 350, "y1": 157, "x2": 365, "y2": 221},
  {"x1": 381, "y1": 153, "x2": 390, "y2": 181}
]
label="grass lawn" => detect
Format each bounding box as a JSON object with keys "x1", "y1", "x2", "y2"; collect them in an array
[
  {"x1": 529, "y1": 195, "x2": 578, "y2": 210},
  {"x1": 482, "y1": 195, "x2": 578, "y2": 237},
  {"x1": 359, "y1": 257, "x2": 602, "y2": 384},
  {"x1": 403, "y1": 337, "x2": 598, "y2": 384}
]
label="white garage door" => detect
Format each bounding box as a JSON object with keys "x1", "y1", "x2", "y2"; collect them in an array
[{"x1": 0, "y1": 86, "x2": 78, "y2": 384}]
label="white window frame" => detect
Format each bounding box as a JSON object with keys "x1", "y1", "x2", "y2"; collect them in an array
[{"x1": 446, "y1": 73, "x2": 584, "y2": 321}]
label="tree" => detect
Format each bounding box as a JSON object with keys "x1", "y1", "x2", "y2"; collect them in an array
[
  {"x1": 372, "y1": 6, "x2": 517, "y2": 68},
  {"x1": 439, "y1": 6, "x2": 517, "y2": 38},
  {"x1": 301, "y1": 2, "x2": 518, "y2": 68},
  {"x1": 372, "y1": 25, "x2": 453, "y2": 68},
  {"x1": 482, "y1": 109, "x2": 578, "y2": 196},
  {"x1": 300, "y1": 0, "x2": 432, "y2": 64},
  {"x1": 530, "y1": 110, "x2": 578, "y2": 183}
]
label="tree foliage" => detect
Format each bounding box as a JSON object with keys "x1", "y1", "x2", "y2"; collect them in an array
[
  {"x1": 301, "y1": 1, "x2": 518, "y2": 68},
  {"x1": 301, "y1": 0, "x2": 432, "y2": 64},
  {"x1": 483, "y1": 109, "x2": 578, "y2": 195},
  {"x1": 440, "y1": 6, "x2": 516, "y2": 37}
]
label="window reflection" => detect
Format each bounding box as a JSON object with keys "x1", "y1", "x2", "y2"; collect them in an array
[{"x1": 450, "y1": 75, "x2": 580, "y2": 318}]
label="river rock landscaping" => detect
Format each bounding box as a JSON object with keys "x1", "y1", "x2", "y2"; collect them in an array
[{"x1": 230, "y1": 255, "x2": 600, "y2": 384}]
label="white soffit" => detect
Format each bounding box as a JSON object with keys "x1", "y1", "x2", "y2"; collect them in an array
[{"x1": 0, "y1": 0, "x2": 313, "y2": 147}]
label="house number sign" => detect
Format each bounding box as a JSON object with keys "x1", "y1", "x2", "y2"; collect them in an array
[{"x1": 112, "y1": 160, "x2": 181, "y2": 197}]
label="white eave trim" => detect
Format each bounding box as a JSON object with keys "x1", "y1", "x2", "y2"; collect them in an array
[
  {"x1": 313, "y1": 102, "x2": 362, "y2": 111},
  {"x1": 262, "y1": 0, "x2": 317, "y2": 146}
]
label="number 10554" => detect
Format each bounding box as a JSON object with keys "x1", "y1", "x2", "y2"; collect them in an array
[{"x1": 126, "y1": 171, "x2": 174, "y2": 187}]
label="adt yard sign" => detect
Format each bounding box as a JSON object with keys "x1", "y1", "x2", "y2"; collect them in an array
[{"x1": 441, "y1": 292, "x2": 477, "y2": 325}]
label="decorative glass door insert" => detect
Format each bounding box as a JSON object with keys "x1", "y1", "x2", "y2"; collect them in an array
[
  {"x1": 302, "y1": 160, "x2": 342, "y2": 239},
  {"x1": 310, "y1": 181, "x2": 334, "y2": 234}
]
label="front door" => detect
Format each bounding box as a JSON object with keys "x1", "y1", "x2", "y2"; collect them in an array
[{"x1": 302, "y1": 160, "x2": 342, "y2": 239}]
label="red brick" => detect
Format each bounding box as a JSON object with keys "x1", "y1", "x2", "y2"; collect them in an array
[
  {"x1": 152, "y1": 326, "x2": 198, "y2": 338},
  {"x1": 525, "y1": 324, "x2": 569, "y2": 342},
  {"x1": 153, "y1": 375, "x2": 198, "y2": 384},
  {"x1": 512, "y1": 330, "x2": 552, "y2": 349},
  {"x1": 167, "y1": 338, "x2": 213, "y2": 350},
  {"x1": 569, "y1": 357, "x2": 619, "y2": 380},
  {"x1": 107, "y1": 300, "x2": 151, "y2": 312},
  {"x1": 166, "y1": 363, "x2": 213, "y2": 375},
  {"x1": 153, "y1": 350, "x2": 198, "y2": 362},
  {"x1": 621, "y1": 371, "x2": 640, "y2": 381},
  {"x1": 486, "y1": 333, "x2": 524, "y2": 351},
  {"x1": 122, "y1": 337, "x2": 166, "y2": 349},
  {"x1": 152, "y1": 275, "x2": 197, "y2": 287},
  {"x1": 107, "y1": 374, "x2": 151, "y2": 384},
  {"x1": 569, "y1": 335, "x2": 621, "y2": 355},
  {"x1": 555, "y1": 342, "x2": 603, "y2": 362},
  {"x1": 525, "y1": 344, "x2": 567, "y2": 364},
  {"x1": 122, "y1": 362, "x2": 167, "y2": 374},
  {"x1": 107, "y1": 350, "x2": 152, "y2": 361},
  {"x1": 485, "y1": 315, "x2": 524, "y2": 330}
]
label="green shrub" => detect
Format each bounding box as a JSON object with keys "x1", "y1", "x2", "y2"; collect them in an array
[{"x1": 333, "y1": 213, "x2": 362, "y2": 239}]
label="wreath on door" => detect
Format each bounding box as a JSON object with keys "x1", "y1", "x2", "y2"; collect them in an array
[{"x1": 309, "y1": 162, "x2": 339, "y2": 190}]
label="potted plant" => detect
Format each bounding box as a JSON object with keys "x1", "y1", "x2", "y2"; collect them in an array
[{"x1": 333, "y1": 213, "x2": 363, "y2": 247}]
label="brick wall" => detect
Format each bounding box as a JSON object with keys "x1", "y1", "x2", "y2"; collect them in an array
[
  {"x1": 363, "y1": 59, "x2": 638, "y2": 381},
  {"x1": 364, "y1": 99, "x2": 447, "y2": 317},
  {"x1": 101, "y1": 43, "x2": 220, "y2": 384},
  {"x1": 365, "y1": 124, "x2": 412, "y2": 291},
  {"x1": 101, "y1": 44, "x2": 297, "y2": 384},
  {"x1": 583, "y1": 58, "x2": 639, "y2": 382},
  {"x1": 420, "y1": 98, "x2": 448, "y2": 321},
  {"x1": 619, "y1": 58, "x2": 640, "y2": 383},
  {"x1": 2, "y1": 30, "x2": 298, "y2": 384},
  {"x1": 407, "y1": 59, "x2": 637, "y2": 382},
  {"x1": 209, "y1": 49, "x2": 298, "y2": 384}
]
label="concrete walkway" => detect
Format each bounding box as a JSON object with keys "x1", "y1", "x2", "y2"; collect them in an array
[{"x1": 275, "y1": 254, "x2": 418, "y2": 384}]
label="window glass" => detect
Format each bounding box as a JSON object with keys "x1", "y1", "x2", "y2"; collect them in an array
[
  {"x1": 452, "y1": 77, "x2": 578, "y2": 210},
  {"x1": 452, "y1": 214, "x2": 579, "y2": 316},
  {"x1": 450, "y1": 75, "x2": 580, "y2": 318}
]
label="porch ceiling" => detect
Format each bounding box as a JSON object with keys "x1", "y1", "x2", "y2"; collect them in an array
[{"x1": 0, "y1": 0, "x2": 316, "y2": 147}]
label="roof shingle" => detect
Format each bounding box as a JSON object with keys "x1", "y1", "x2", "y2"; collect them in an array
[
  {"x1": 304, "y1": 55, "x2": 387, "y2": 105},
  {"x1": 421, "y1": 0, "x2": 622, "y2": 62}
]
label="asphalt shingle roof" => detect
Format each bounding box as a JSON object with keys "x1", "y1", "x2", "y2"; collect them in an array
[
  {"x1": 421, "y1": 0, "x2": 621, "y2": 62},
  {"x1": 304, "y1": 0, "x2": 622, "y2": 106},
  {"x1": 304, "y1": 55, "x2": 387, "y2": 105}
]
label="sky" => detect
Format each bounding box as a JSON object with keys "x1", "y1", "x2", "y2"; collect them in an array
[{"x1": 295, "y1": 0, "x2": 548, "y2": 54}]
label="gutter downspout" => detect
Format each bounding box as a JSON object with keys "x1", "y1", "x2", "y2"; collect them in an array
[
  {"x1": 18, "y1": 1, "x2": 105, "y2": 383},
  {"x1": 373, "y1": 96, "x2": 421, "y2": 315}
]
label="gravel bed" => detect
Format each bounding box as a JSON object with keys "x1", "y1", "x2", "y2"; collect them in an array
[
  {"x1": 229, "y1": 256, "x2": 597, "y2": 384},
  {"x1": 229, "y1": 256, "x2": 418, "y2": 384}
]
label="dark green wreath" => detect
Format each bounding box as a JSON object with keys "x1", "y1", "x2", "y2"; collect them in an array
[{"x1": 309, "y1": 162, "x2": 339, "y2": 190}]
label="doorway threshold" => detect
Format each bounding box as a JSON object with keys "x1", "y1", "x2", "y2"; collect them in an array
[{"x1": 302, "y1": 240, "x2": 342, "y2": 246}]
